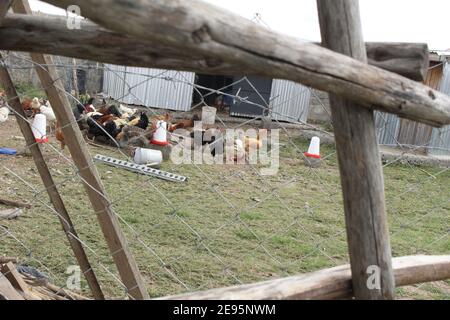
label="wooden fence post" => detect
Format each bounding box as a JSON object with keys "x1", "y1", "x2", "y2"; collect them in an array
[
  {"x1": 317, "y1": 0, "x2": 395, "y2": 299},
  {"x1": 12, "y1": 0, "x2": 149, "y2": 300},
  {"x1": 0, "y1": 53, "x2": 105, "y2": 300}
]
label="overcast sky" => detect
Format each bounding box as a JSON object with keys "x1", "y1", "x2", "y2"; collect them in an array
[{"x1": 29, "y1": 0, "x2": 450, "y2": 50}]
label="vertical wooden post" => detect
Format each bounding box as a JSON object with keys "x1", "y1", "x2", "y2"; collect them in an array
[
  {"x1": 12, "y1": 0, "x2": 149, "y2": 300},
  {"x1": 0, "y1": 1, "x2": 12, "y2": 22},
  {"x1": 0, "y1": 54, "x2": 105, "y2": 300},
  {"x1": 317, "y1": 0, "x2": 395, "y2": 299}
]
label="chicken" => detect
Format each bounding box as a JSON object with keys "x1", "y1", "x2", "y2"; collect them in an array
[
  {"x1": 39, "y1": 105, "x2": 57, "y2": 133},
  {"x1": 168, "y1": 115, "x2": 199, "y2": 132},
  {"x1": 98, "y1": 103, "x2": 122, "y2": 117},
  {"x1": 31, "y1": 97, "x2": 41, "y2": 117},
  {"x1": 83, "y1": 97, "x2": 96, "y2": 113},
  {"x1": 0, "y1": 107, "x2": 9, "y2": 124},
  {"x1": 96, "y1": 114, "x2": 117, "y2": 126},
  {"x1": 55, "y1": 121, "x2": 65, "y2": 150},
  {"x1": 119, "y1": 104, "x2": 136, "y2": 116},
  {"x1": 244, "y1": 136, "x2": 263, "y2": 153},
  {"x1": 21, "y1": 98, "x2": 33, "y2": 114},
  {"x1": 116, "y1": 125, "x2": 153, "y2": 148},
  {"x1": 128, "y1": 112, "x2": 149, "y2": 130}
]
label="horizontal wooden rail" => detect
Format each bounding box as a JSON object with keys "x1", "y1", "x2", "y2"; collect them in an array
[
  {"x1": 41, "y1": 0, "x2": 450, "y2": 127},
  {"x1": 159, "y1": 255, "x2": 450, "y2": 300},
  {"x1": 0, "y1": 14, "x2": 428, "y2": 81}
]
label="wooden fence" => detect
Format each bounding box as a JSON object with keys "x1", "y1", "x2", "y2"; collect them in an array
[{"x1": 0, "y1": 0, "x2": 449, "y2": 300}]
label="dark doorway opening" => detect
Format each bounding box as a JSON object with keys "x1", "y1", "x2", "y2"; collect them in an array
[{"x1": 192, "y1": 74, "x2": 273, "y2": 118}]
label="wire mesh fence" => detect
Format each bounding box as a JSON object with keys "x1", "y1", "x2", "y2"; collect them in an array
[{"x1": 0, "y1": 51, "x2": 449, "y2": 300}]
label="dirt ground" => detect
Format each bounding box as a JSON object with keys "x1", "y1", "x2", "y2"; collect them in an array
[{"x1": 0, "y1": 115, "x2": 449, "y2": 300}]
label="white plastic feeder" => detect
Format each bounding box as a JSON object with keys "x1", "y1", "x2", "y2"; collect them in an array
[
  {"x1": 151, "y1": 121, "x2": 169, "y2": 146},
  {"x1": 32, "y1": 114, "x2": 48, "y2": 143},
  {"x1": 134, "y1": 148, "x2": 163, "y2": 166},
  {"x1": 305, "y1": 136, "x2": 321, "y2": 159}
]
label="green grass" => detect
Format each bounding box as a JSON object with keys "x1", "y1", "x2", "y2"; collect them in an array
[
  {"x1": 0, "y1": 124, "x2": 449, "y2": 299},
  {"x1": 0, "y1": 82, "x2": 46, "y2": 100}
]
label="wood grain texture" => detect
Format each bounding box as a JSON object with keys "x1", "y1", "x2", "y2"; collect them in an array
[
  {"x1": 317, "y1": 0, "x2": 395, "y2": 300},
  {"x1": 0, "y1": 14, "x2": 429, "y2": 81},
  {"x1": 0, "y1": 52, "x2": 105, "y2": 300},
  {"x1": 0, "y1": 197, "x2": 31, "y2": 209},
  {"x1": 11, "y1": 0, "x2": 149, "y2": 300},
  {"x1": 40, "y1": 0, "x2": 450, "y2": 127},
  {"x1": 159, "y1": 255, "x2": 450, "y2": 300},
  {"x1": 366, "y1": 42, "x2": 429, "y2": 81},
  {"x1": 0, "y1": 274, "x2": 24, "y2": 300},
  {"x1": 0, "y1": 0, "x2": 12, "y2": 24}
]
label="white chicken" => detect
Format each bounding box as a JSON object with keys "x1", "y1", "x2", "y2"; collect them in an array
[
  {"x1": 0, "y1": 107, "x2": 9, "y2": 124},
  {"x1": 40, "y1": 105, "x2": 57, "y2": 133},
  {"x1": 119, "y1": 104, "x2": 136, "y2": 116},
  {"x1": 31, "y1": 97, "x2": 41, "y2": 116}
]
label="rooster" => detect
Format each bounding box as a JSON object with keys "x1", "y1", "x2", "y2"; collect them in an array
[{"x1": 128, "y1": 112, "x2": 149, "y2": 130}]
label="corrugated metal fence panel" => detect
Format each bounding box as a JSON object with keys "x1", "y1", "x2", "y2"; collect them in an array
[
  {"x1": 429, "y1": 126, "x2": 450, "y2": 156},
  {"x1": 104, "y1": 64, "x2": 127, "y2": 101},
  {"x1": 269, "y1": 79, "x2": 311, "y2": 123},
  {"x1": 375, "y1": 111, "x2": 400, "y2": 146},
  {"x1": 103, "y1": 65, "x2": 195, "y2": 111},
  {"x1": 429, "y1": 62, "x2": 450, "y2": 156}
]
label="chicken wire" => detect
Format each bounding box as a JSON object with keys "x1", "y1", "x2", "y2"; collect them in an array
[{"x1": 0, "y1": 51, "x2": 448, "y2": 300}]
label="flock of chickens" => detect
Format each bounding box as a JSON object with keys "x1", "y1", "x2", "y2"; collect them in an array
[
  {"x1": 20, "y1": 96, "x2": 197, "y2": 150},
  {"x1": 1, "y1": 92, "x2": 265, "y2": 162}
]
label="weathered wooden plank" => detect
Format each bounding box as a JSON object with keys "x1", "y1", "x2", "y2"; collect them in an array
[
  {"x1": 0, "y1": 54, "x2": 105, "y2": 300},
  {"x1": 0, "y1": 274, "x2": 24, "y2": 300},
  {"x1": 40, "y1": 0, "x2": 450, "y2": 127},
  {"x1": 317, "y1": 0, "x2": 395, "y2": 300},
  {"x1": 160, "y1": 255, "x2": 450, "y2": 300},
  {"x1": 11, "y1": 0, "x2": 148, "y2": 300},
  {"x1": 0, "y1": 14, "x2": 429, "y2": 81},
  {"x1": 366, "y1": 42, "x2": 429, "y2": 81},
  {"x1": 0, "y1": 197, "x2": 31, "y2": 209},
  {"x1": 0, "y1": 262, "x2": 41, "y2": 300},
  {"x1": 0, "y1": 0, "x2": 12, "y2": 24},
  {"x1": 0, "y1": 257, "x2": 18, "y2": 264}
]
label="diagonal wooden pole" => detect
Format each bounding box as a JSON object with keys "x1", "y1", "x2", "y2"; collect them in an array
[
  {"x1": 12, "y1": 0, "x2": 149, "y2": 300},
  {"x1": 317, "y1": 0, "x2": 395, "y2": 299},
  {"x1": 0, "y1": 53, "x2": 105, "y2": 300}
]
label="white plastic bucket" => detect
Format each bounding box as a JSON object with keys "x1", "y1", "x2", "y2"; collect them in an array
[
  {"x1": 134, "y1": 148, "x2": 163, "y2": 165},
  {"x1": 202, "y1": 106, "x2": 217, "y2": 125},
  {"x1": 151, "y1": 120, "x2": 168, "y2": 146},
  {"x1": 32, "y1": 114, "x2": 48, "y2": 143},
  {"x1": 305, "y1": 136, "x2": 320, "y2": 159}
]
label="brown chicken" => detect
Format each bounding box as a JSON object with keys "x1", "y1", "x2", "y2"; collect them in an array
[
  {"x1": 168, "y1": 119, "x2": 195, "y2": 132},
  {"x1": 22, "y1": 98, "x2": 32, "y2": 112},
  {"x1": 96, "y1": 114, "x2": 117, "y2": 126},
  {"x1": 55, "y1": 121, "x2": 66, "y2": 150}
]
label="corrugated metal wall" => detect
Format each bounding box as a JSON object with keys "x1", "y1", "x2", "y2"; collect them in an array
[
  {"x1": 269, "y1": 80, "x2": 311, "y2": 123},
  {"x1": 429, "y1": 62, "x2": 450, "y2": 156},
  {"x1": 376, "y1": 61, "x2": 450, "y2": 156},
  {"x1": 375, "y1": 112, "x2": 400, "y2": 146},
  {"x1": 103, "y1": 64, "x2": 195, "y2": 111}
]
